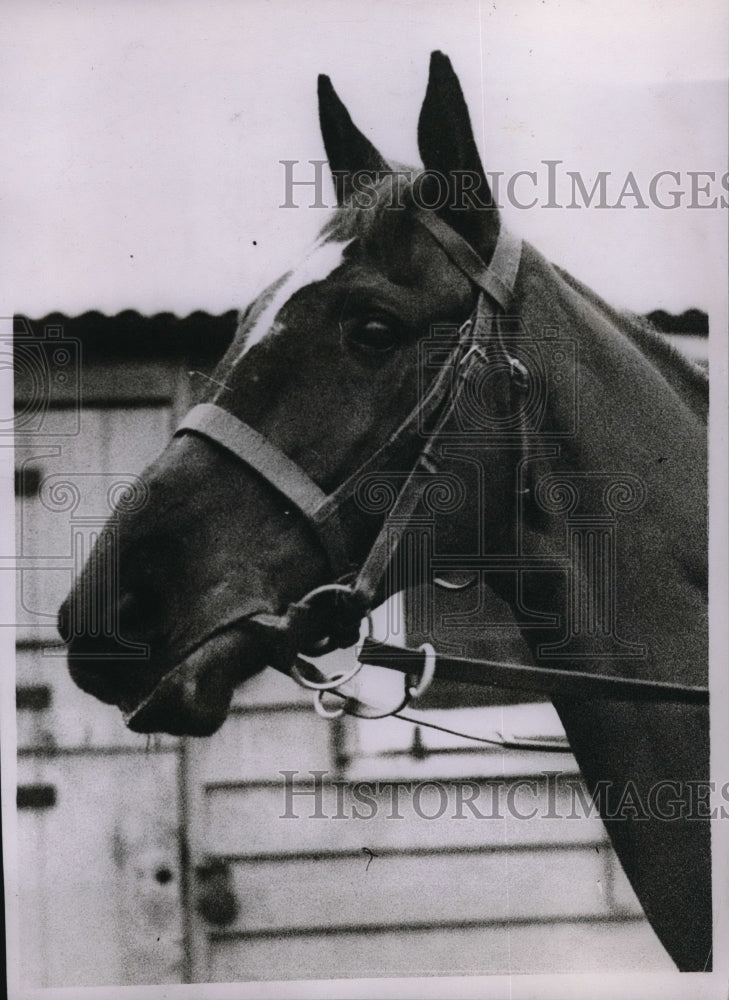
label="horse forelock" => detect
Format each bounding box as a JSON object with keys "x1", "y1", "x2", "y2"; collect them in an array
[
  {"x1": 321, "y1": 169, "x2": 417, "y2": 241},
  {"x1": 319, "y1": 169, "x2": 457, "y2": 272}
]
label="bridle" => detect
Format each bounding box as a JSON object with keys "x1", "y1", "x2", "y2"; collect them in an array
[
  {"x1": 178, "y1": 209, "x2": 524, "y2": 593},
  {"x1": 172, "y1": 208, "x2": 708, "y2": 747}
]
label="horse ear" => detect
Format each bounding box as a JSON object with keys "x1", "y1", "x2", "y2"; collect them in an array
[
  {"x1": 318, "y1": 74, "x2": 389, "y2": 205},
  {"x1": 417, "y1": 52, "x2": 498, "y2": 254}
]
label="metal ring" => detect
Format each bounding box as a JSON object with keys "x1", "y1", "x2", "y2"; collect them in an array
[
  {"x1": 365, "y1": 609, "x2": 375, "y2": 639},
  {"x1": 408, "y1": 642, "x2": 436, "y2": 700},
  {"x1": 310, "y1": 669, "x2": 412, "y2": 722},
  {"x1": 290, "y1": 656, "x2": 364, "y2": 692},
  {"x1": 342, "y1": 686, "x2": 412, "y2": 720},
  {"x1": 296, "y1": 582, "x2": 357, "y2": 607},
  {"x1": 314, "y1": 671, "x2": 416, "y2": 720},
  {"x1": 314, "y1": 688, "x2": 347, "y2": 720}
]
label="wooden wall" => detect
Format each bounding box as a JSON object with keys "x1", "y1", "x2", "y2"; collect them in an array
[
  {"x1": 186, "y1": 666, "x2": 671, "y2": 981},
  {"x1": 13, "y1": 311, "x2": 699, "y2": 985}
]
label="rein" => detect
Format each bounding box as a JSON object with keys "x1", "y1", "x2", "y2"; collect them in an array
[{"x1": 173, "y1": 210, "x2": 709, "y2": 745}]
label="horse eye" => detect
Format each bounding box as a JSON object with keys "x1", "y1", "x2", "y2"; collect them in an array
[{"x1": 348, "y1": 318, "x2": 398, "y2": 353}]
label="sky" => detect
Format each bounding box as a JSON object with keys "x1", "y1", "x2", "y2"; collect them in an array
[{"x1": 2, "y1": 0, "x2": 727, "y2": 320}]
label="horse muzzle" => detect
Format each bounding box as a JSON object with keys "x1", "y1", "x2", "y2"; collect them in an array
[
  {"x1": 121, "y1": 608, "x2": 303, "y2": 736},
  {"x1": 61, "y1": 598, "x2": 290, "y2": 736},
  {"x1": 123, "y1": 585, "x2": 368, "y2": 735},
  {"x1": 122, "y1": 623, "x2": 267, "y2": 736}
]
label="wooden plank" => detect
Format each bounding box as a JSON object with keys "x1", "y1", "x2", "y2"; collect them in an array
[
  {"x1": 14, "y1": 357, "x2": 178, "y2": 405},
  {"x1": 340, "y1": 700, "x2": 580, "y2": 781},
  {"x1": 349, "y1": 701, "x2": 568, "y2": 755},
  {"x1": 16, "y1": 648, "x2": 177, "y2": 751},
  {"x1": 205, "y1": 779, "x2": 609, "y2": 856},
  {"x1": 230, "y1": 666, "x2": 311, "y2": 709},
  {"x1": 193, "y1": 709, "x2": 334, "y2": 784},
  {"x1": 17, "y1": 784, "x2": 56, "y2": 809},
  {"x1": 605, "y1": 846, "x2": 647, "y2": 916},
  {"x1": 217, "y1": 847, "x2": 612, "y2": 935},
  {"x1": 15, "y1": 409, "x2": 103, "y2": 642},
  {"x1": 207, "y1": 917, "x2": 670, "y2": 981},
  {"x1": 341, "y1": 747, "x2": 580, "y2": 782},
  {"x1": 16, "y1": 684, "x2": 52, "y2": 710},
  {"x1": 14, "y1": 404, "x2": 172, "y2": 643}
]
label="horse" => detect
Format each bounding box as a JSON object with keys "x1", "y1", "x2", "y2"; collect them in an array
[{"x1": 59, "y1": 51, "x2": 710, "y2": 972}]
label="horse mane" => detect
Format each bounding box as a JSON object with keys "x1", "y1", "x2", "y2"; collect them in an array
[
  {"x1": 624, "y1": 312, "x2": 708, "y2": 414},
  {"x1": 553, "y1": 264, "x2": 709, "y2": 423}
]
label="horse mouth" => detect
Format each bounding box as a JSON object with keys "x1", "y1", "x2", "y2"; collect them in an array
[{"x1": 123, "y1": 620, "x2": 271, "y2": 737}]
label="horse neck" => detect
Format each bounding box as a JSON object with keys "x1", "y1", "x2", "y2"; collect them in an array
[
  {"x1": 488, "y1": 246, "x2": 711, "y2": 973},
  {"x1": 512, "y1": 243, "x2": 707, "y2": 686}
]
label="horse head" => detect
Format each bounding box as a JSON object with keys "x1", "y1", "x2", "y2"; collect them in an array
[
  {"x1": 58, "y1": 50, "x2": 714, "y2": 973},
  {"x1": 59, "y1": 53, "x2": 522, "y2": 735}
]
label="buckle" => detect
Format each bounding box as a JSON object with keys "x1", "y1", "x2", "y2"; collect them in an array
[
  {"x1": 508, "y1": 355, "x2": 530, "y2": 391},
  {"x1": 457, "y1": 315, "x2": 474, "y2": 338},
  {"x1": 457, "y1": 343, "x2": 489, "y2": 380}
]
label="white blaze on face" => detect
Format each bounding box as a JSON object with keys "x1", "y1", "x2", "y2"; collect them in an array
[{"x1": 236, "y1": 237, "x2": 354, "y2": 361}]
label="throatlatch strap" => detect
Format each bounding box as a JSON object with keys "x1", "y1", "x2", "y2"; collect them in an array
[{"x1": 175, "y1": 404, "x2": 350, "y2": 575}]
